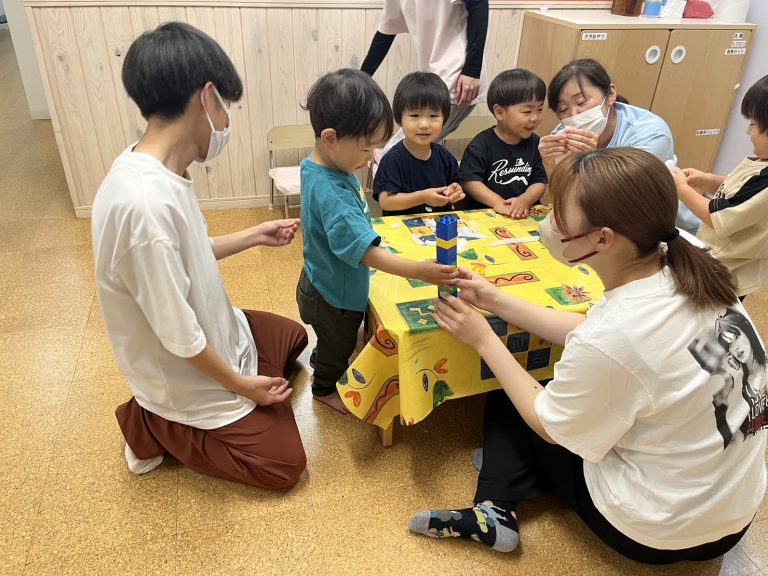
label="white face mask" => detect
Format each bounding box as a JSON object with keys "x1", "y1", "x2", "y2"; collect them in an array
[
  {"x1": 554, "y1": 97, "x2": 608, "y2": 136},
  {"x1": 538, "y1": 213, "x2": 598, "y2": 266},
  {"x1": 197, "y1": 85, "x2": 231, "y2": 163}
]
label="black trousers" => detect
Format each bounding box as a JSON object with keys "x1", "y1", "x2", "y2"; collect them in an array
[
  {"x1": 475, "y1": 389, "x2": 750, "y2": 565},
  {"x1": 296, "y1": 269, "x2": 364, "y2": 396}
]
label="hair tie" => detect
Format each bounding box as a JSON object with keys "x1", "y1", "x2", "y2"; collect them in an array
[{"x1": 658, "y1": 229, "x2": 679, "y2": 256}]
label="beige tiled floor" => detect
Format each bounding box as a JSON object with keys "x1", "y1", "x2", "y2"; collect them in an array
[{"x1": 2, "y1": 29, "x2": 768, "y2": 576}]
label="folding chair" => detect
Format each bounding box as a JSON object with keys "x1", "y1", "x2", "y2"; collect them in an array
[{"x1": 267, "y1": 124, "x2": 316, "y2": 217}]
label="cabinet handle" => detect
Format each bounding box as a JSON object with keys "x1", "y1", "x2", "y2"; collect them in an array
[
  {"x1": 645, "y1": 45, "x2": 662, "y2": 65},
  {"x1": 670, "y1": 45, "x2": 687, "y2": 64}
]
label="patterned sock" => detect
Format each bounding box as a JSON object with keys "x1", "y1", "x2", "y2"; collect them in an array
[{"x1": 408, "y1": 500, "x2": 519, "y2": 553}]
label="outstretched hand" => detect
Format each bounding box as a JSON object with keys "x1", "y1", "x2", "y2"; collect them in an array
[{"x1": 253, "y1": 218, "x2": 300, "y2": 247}]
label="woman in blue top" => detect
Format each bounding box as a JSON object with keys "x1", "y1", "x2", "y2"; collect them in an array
[{"x1": 538, "y1": 58, "x2": 699, "y2": 232}]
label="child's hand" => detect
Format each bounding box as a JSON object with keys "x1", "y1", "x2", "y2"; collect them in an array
[
  {"x1": 416, "y1": 261, "x2": 459, "y2": 288},
  {"x1": 504, "y1": 197, "x2": 531, "y2": 219},
  {"x1": 453, "y1": 267, "x2": 498, "y2": 312},
  {"x1": 492, "y1": 200, "x2": 513, "y2": 217},
  {"x1": 682, "y1": 168, "x2": 711, "y2": 191},
  {"x1": 563, "y1": 127, "x2": 599, "y2": 154},
  {"x1": 434, "y1": 294, "x2": 495, "y2": 350},
  {"x1": 443, "y1": 182, "x2": 465, "y2": 205},
  {"x1": 422, "y1": 187, "x2": 453, "y2": 208},
  {"x1": 671, "y1": 168, "x2": 689, "y2": 197}
]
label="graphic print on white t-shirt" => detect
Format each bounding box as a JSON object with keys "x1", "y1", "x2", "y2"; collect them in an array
[
  {"x1": 688, "y1": 307, "x2": 768, "y2": 448},
  {"x1": 487, "y1": 158, "x2": 532, "y2": 187}
]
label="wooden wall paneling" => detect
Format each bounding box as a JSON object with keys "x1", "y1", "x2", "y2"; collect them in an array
[
  {"x1": 187, "y1": 6, "x2": 234, "y2": 198},
  {"x1": 157, "y1": 5, "x2": 187, "y2": 23},
  {"x1": 128, "y1": 5, "x2": 159, "y2": 34},
  {"x1": 293, "y1": 8, "x2": 319, "y2": 124},
  {"x1": 484, "y1": 8, "x2": 502, "y2": 82},
  {"x1": 340, "y1": 9, "x2": 366, "y2": 70},
  {"x1": 318, "y1": 9, "x2": 343, "y2": 74},
  {"x1": 71, "y1": 7, "x2": 128, "y2": 169},
  {"x1": 100, "y1": 7, "x2": 141, "y2": 144},
  {"x1": 267, "y1": 8, "x2": 299, "y2": 168},
  {"x1": 36, "y1": 8, "x2": 106, "y2": 207},
  {"x1": 241, "y1": 8, "x2": 275, "y2": 199},
  {"x1": 214, "y1": 8, "x2": 257, "y2": 199},
  {"x1": 492, "y1": 9, "x2": 522, "y2": 80},
  {"x1": 26, "y1": 6, "x2": 76, "y2": 199}
]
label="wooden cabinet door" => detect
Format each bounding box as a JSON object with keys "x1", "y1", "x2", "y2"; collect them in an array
[
  {"x1": 576, "y1": 28, "x2": 670, "y2": 110},
  {"x1": 517, "y1": 16, "x2": 579, "y2": 135},
  {"x1": 651, "y1": 28, "x2": 752, "y2": 171}
]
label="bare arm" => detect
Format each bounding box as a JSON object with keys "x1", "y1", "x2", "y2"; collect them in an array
[
  {"x1": 454, "y1": 268, "x2": 585, "y2": 347},
  {"x1": 362, "y1": 245, "x2": 458, "y2": 286},
  {"x1": 211, "y1": 218, "x2": 300, "y2": 260},
  {"x1": 673, "y1": 171, "x2": 714, "y2": 227},
  {"x1": 186, "y1": 344, "x2": 291, "y2": 405}
]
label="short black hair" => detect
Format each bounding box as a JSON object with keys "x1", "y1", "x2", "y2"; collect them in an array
[
  {"x1": 303, "y1": 68, "x2": 394, "y2": 141},
  {"x1": 547, "y1": 59, "x2": 612, "y2": 112},
  {"x1": 742, "y1": 74, "x2": 768, "y2": 133},
  {"x1": 122, "y1": 22, "x2": 243, "y2": 120},
  {"x1": 487, "y1": 68, "x2": 546, "y2": 112},
  {"x1": 392, "y1": 72, "x2": 451, "y2": 125}
]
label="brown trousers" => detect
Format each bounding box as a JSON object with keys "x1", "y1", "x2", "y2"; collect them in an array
[{"x1": 115, "y1": 310, "x2": 309, "y2": 489}]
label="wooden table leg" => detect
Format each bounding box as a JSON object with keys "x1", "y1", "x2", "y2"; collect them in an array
[{"x1": 378, "y1": 419, "x2": 394, "y2": 447}]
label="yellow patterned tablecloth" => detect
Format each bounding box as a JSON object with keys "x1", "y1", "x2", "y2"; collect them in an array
[{"x1": 336, "y1": 207, "x2": 604, "y2": 431}]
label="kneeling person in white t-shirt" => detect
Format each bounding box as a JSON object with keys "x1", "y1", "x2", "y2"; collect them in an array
[
  {"x1": 409, "y1": 148, "x2": 767, "y2": 564},
  {"x1": 91, "y1": 22, "x2": 308, "y2": 488}
]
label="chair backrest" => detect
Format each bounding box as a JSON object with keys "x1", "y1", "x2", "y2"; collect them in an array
[
  {"x1": 442, "y1": 115, "x2": 496, "y2": 142},
  {"x1": 267, "y1": 124, "x2": 316, "y2": 152}
]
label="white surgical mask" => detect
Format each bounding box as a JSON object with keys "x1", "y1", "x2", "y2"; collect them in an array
[
  {"x1": 553, "y1": 97, "x2": 608, "y2": 136},
  {"x1": 538, "y1": 213, "x2": 598, "y2": 266},
  {"x1": 197, "y1": 85, "x2": 231, "y2": 163}
]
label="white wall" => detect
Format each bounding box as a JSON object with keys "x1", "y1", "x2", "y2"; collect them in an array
[
  {"x1": 714, "y1": 1, "x2": 768, "y2": 173},
  {"x1": 4, "y1": 0, "x2": 49, "y2": 119}
]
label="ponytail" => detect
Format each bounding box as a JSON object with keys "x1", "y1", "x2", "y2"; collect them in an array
[
  {"x1": 664, "y1": 237, "x2": 738, "y2": 309},
  {"x1": 549, "y1": 148, "x2": 738, "y2": 311}
]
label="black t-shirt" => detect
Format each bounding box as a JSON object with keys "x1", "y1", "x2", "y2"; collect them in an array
[
  {"x1": 373, "y1": 141, "x2": 460, "y2": 216},
  {"x1": 459, "y1": 127, "x2": 547, "y2": 206}
]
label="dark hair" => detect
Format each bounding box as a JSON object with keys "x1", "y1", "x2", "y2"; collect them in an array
[
  {"x1": 549, "y1": 148, "x2": 738, "y2": 310},
  {"x1": 303, "y1": 68, "x2": 393, "y2": 140},
  {"x1": 741, "y1": 74, "x2": 768, "y2": 133},
  {"x1": 122, "y1": 22, "x2": 242, "y2": 120},
  {"x1": 487, "y1": 68, "x2": 546, "y2": 113},
  {"x1": 717, "y1": 308, "x2": 767, "y2": 366},
  {"x1": 547, "y1": 59, "x2": 612, "y2": 112},
  {"x1": 392, "y1": 72, "x2": 451, "y2": 125}
]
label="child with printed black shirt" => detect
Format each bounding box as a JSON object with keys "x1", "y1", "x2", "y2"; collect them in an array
[
  {"x1": 460, "y1": 69, "x2": 547, "y2": 218},
  {"x1": 373, "y1": 72, "x2": 465, "y2": 216}
]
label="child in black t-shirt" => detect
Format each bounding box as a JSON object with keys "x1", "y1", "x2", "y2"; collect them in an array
[
  {"x1": 373, "y1": 72, "x2": 465, "y2": 216},
  {"x1": 460, "y1": 69, "x2": 547, "y2": 218}
]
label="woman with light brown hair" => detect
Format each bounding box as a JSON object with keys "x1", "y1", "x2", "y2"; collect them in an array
[{"x1": 407, "y1": 148, "x2": 768, "y2": 565}]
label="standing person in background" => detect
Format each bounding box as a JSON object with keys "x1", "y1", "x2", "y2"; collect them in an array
[{"x1": 361, "y1": 0, "x2": 489, "y2": 153}]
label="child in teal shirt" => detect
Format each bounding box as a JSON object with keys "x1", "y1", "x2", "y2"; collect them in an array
[{"x1": 297, "y1": 69, "x2": 457, "y2": 414}]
